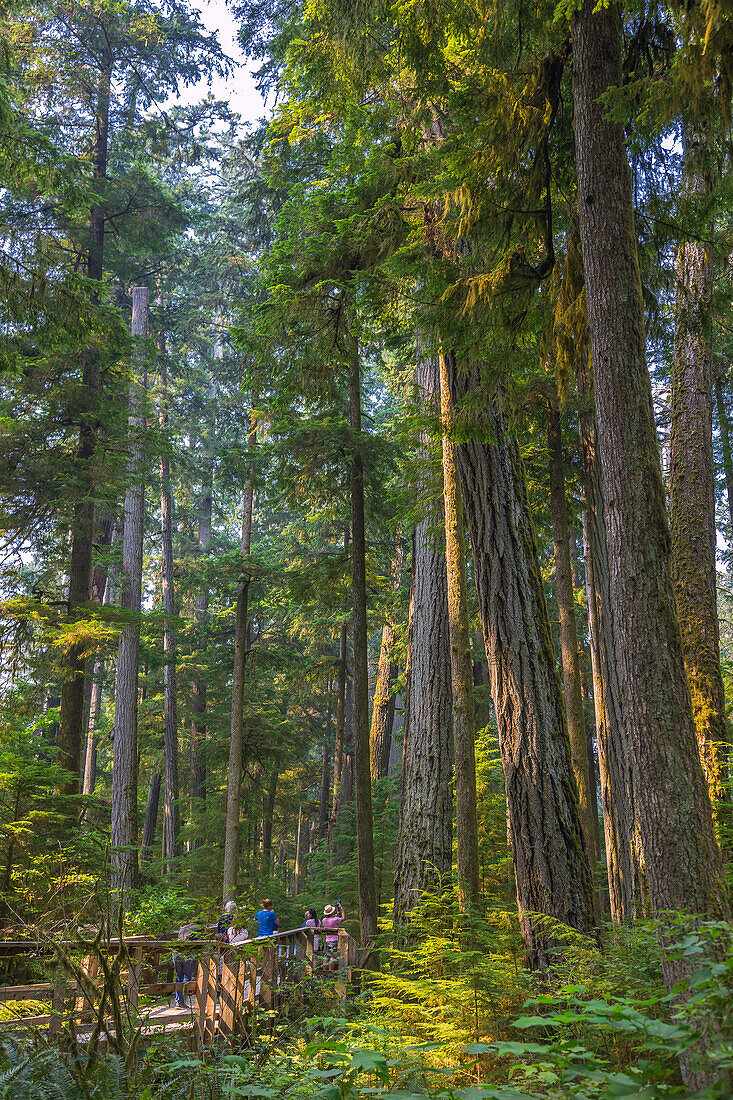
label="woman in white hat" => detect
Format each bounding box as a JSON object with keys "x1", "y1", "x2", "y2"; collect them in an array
[{"x1": 321, "y1": 901, "x2": 344, "y2": 971}]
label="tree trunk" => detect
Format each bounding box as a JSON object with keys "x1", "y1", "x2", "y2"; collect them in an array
[
  {"x1": 158, "y1": 325, "x2": 179, "y2": 874},
  {"x1": 394, "y1": 352, "x2": 453, "y2": 925},
  {"x1": 262, "y1": 767, "x2": 278, "y2": 869},
  {"x1": 369, "y1": 539, "x2": 404, "y2": 781},
  {"x1": 546, "y1": 401, "x2": 598, "y2": 881},
  {"x1": 572, "y1": 0, "x2": 727, "y2": 960},
  {"x1": 348, "y1": 331, "x2": 378, "y2": 947},
  {"x1": 141, "y1": 769, "x2": 161, "y2": 867},
  {"x1": 670, "y1": 128, "x2": 731, "y2": 842},
  {"x1": 319, "y1": 684, "x2": 331, "y2": 840},
  {"x1": 714, "y1": 366, "x2": 733, "y2": 538},
  {"x1": 447, "y1": 358, "x2": 595, "y2": 966},
  {"x1": 222, "y1": 391, "x2": 257, "y2": 902},
  {"x1": 190, "y1": 375, "x2": 215, "y2": 848},
  {"x1": 82, "y1": 533, "x2": 118, "y2": 796},
  {"x1": 111, "y1": 286, "x2": 149, "y2": 897},
  {"x1": 58, "y1": 54, "x2": 112, "y2": 794},
  {"x1": 439, "y1": 352, "x2": 480, "y2": 910}
]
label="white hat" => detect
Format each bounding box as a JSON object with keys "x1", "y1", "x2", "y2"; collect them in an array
[
  {"x1": 225, "y1": 900, "x2": 237, "y2": 913},
  {"x1": 324, "y1": 904, "x2": 335, "y2": 916}
]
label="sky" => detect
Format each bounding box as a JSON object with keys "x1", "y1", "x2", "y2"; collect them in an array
[{"x1": 182, "y1": 0, "x2": 270, "y2": 126}]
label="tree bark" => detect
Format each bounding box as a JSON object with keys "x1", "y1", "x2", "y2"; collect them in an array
[
  {"x1": 546, "y1": 400, "x2": 598, "y2": 881},
  {"x1": 439, "y1": 352, "x2": 480, "y2": 910},
  {"x1": 447, "y1": 358, "x2": 595, "y2": 966},
  {"x1": 572, "y1": 0, "x2": 727, "y2": 955},
  {"x1": 348, "y1": 331, "x2": 378, "y2": 947},
  {"x1": 222, "y1": 390, "x2": 257, "y2": 902},
  {"x1": 140, "y1": 769, "x2": 161, "y2": 867},
  {"x1": 82, "y1": 529, "x2": 118, "y2": 796},
  {"x1": 369, "y1": 538, "x2": 404, "y2": 782},
  {"x1": 670, "y1": 127, "x2": 731, "y2": 841},
  {"x1": 58, "y1": 53, "x2": 112, "y2": 794},
  {"x1": 394, "y1": 352, "x2": 453, "y2": 925},
  {"x1": 190, "y1": 375, "x2": 215, "y2": 848},
  {"x1": 714, "y1": 366, "x2": 733, "y2": 538},
  {"x1": 319, "y1": 683, "x2": 332, "y2": 840},
  {"x1": 262, "y1": 767, "x2": 278, "y2": 869},
  {"x1": 330, "y1": 613, "x2": 349, "y2": 844},
  {"x1": 111, "y1": 286, "x2": 149, "y2": 897}
]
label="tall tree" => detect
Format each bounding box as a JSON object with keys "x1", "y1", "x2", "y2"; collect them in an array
[
  {"x1": 111, "y1": 286, "x2": 149, "y2": 896},
  {"x1": 394, "y1": 352, "x2": 453, "y2": 925},
  {"x1": 670, "y1": 125, "x2": 731, "y2": 839},
  {"x1": 447, "y1": 357, "x2": 596, "y2": 966},
  {"x1": 438, "y1": 352, "x2": 479, "y2": 910},
  {"x1": 369, "y1": 538, "x2": 403, "y2": 782},
  {"x1": 348, "y1": 327, "x2": 378, "y2": 946},
  {"x1": 571, "y1": 0, "x2": 728, "y2": 991}
]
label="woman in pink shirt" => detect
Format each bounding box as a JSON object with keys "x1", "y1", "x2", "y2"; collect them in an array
[{"x1": 321, "y1": 901, "x2": 344, "y2": 971}]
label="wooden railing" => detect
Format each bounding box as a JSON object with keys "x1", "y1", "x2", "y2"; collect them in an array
[{"x1": 0, "y1": 926, "x2": 360, "y2": 1047}]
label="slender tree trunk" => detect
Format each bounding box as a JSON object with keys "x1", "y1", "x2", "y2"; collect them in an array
[
  {"x1": 439, "y1": 353, "x2": 480, "y2": 910},
  {"x1": 670, "y1": 129, "x2": 731, "y2": 842},
  {"x1": 141, "y1": 769, "x2": 161, "y2": 867},
  {"x1": 111, "y1": 286, "x2": 149, "y2": 897},
  {"x1": 369, "y1": 539, "x2": 404, "y2": 781},
  {"x1": 473, "y1": 627, "x2": 490, "y2": 735},
  {"x1": 394, "y1": 352, "x2": 453, "y2": 925},
  {"x1": 714, "y1": 366, "x2": 733, "y2": 538},
  {"x1": 159, "y1": 343, "x2": 180, "y2": 873},
  {"x1": 447, "y1": 359, "x2": 595, "y2": 966},
  {"x1": 222, "y1": 392, "x2": 257, "y2": 901},
  {"x1": 294, "y1": 805, "x2": 303, "y2": 895},
  {"x1": 190, "y1": 377, "x2": 215, "y2": 847},
  {"x1": 330, "y1": 616, "x2": 348, "y2": 845},
  {"x1": 319, "y1": 683, "x2": 332, "y2": 840},
  {"x1": 546, "y1": 401, "x2": 598, "y2": 882},
  {"x1": 348, "y1": 331, "x2": 378, "y2": 947},
  {"x1": 82, "y1": 533, "x2": 118, "y2": 796},
  {"x1": 262, "y1": 767, "x2": 278, "y2": 869},
  {"x1": 572, "y1": 0, "x2": 728, "y2": 969},
  {"x1": 58, "y1": 54, "x2": 112, "y2": 794}
]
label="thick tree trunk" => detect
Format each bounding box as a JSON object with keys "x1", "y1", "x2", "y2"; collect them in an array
[
  {"x1": 348, "y1": 332, "x2": 378, "y2": 947},
  {"x1": 58, "y1": 55, "x2": 112, "y2": 794},
  {"x1": 546, "y1": 401, "x2": 598, "y2": 881},
  {"x1": 439, "y1": 353, "x2": 480, "y2": 910},
  {"x1": 394, "y1": 352, "x2": 453, "y2": 925},
  {"x1": 158, "y1": 329, "x2": 179, "y2": 873},
  {"x1": 111, "y1": 286, "x2": 149, "y2": 897},
  {"x1": 447, "y1": 359, "x2": 595, "y2": 966},
  {"x1": 579, "y1": 362, "x2": 645, "y2": 922},
  {"x1": 222, "y1": 393, "x2": 257, "y2": 902},
  {"x1": 572, "y1": 0, "x2": 727, "y2": 956},
  {"x1": 369, "y1": 539, "x2": 404, "y2": 781},
  {"x1": 670, "y1": 129, "x2": 731, "y2": 841},
  {"x1": 140, "y1": 769, "x2": 161, "y2": 867}
]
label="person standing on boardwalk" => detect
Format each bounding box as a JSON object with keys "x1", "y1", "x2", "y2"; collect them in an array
[
  {"x1": 321, "y1": 902, "x2": 344, "y2": 971},
  {"x1": 255, "y1": 898, "x2": 279, "y2": 937}
]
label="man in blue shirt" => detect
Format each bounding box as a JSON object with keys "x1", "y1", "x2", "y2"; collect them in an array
[{"x1": 255, "y1": 898, "x2": 279, "y2": 937}]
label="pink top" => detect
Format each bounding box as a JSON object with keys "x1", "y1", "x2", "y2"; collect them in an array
[{"x1": 321, "y1": 915, "x2": 342, "y2": 944}]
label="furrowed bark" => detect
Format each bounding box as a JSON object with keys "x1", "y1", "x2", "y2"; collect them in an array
[
  {"x1": 111, "y1": 286, "x2": 149, "y2": 897},
  {"x1": 394, "y1": 352, "x2": 453, "y2": 926},
  {"x1": 714, "y1": 365, "x2": 733, "y2": 539},
  {"x1": 670, "y1": 126, "x2": 731, "y2": 843},
  {"x1": 439, "y1": 352, "x2": 480, "y2": 911},
  {"x1": 447, "y1": 358, "x2": 595, "y2": 966},
  {"x1": 140, "y1": 769, "x2": 161, "y2": 867},
  {"x1": 572, "y1": 0, "x2": 728, "y2": 1020},
  {"x1": 546, "y1": 400, "x2": 598, "y2": 886},
  {"x1": 369, "y1": 538, "x2": 404, "y2": 782}
]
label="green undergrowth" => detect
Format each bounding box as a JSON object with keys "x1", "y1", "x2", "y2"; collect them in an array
[{"x1": 1, "y1": 910, "x2": 732, "y2": 1098}]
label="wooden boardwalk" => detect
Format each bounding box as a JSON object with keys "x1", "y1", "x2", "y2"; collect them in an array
[{"x1": 0, "y1": 926, "x2": 360, "y2": 1049}]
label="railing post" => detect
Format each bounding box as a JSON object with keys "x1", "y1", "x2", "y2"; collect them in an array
[
  {"x1": 260, "y1": 943, "x2": 275, "y2": 1011},
  {"x1": 218, "y1": 955, "x2": 245, "y2": 1038}
]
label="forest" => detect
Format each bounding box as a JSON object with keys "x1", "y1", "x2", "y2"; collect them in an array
[{"x1": 2, "y1": 0, "x2": 733, "y2": 1095}]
